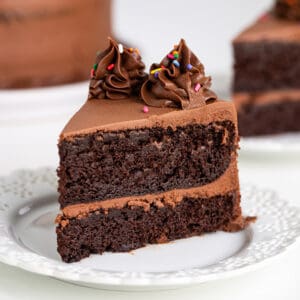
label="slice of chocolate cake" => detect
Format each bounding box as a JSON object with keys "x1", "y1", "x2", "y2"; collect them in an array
[
  {"x1": 56, "y1": 38, "x2": 252, "y2": 263},
  {"x1": 233, "y1": 0, "x2": 300, "y2": 136}
]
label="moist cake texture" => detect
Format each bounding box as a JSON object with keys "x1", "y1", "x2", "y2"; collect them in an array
[
  {"x1": 233, "y1": 1, "x2": 300, "y2": 136},
  {"x1": 56, "y1": 38, "x2": 251, "y2": 263}
]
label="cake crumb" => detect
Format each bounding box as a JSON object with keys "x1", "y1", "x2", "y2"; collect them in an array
[
  {"x1": 223, "y1": 216, "x2": 257, "y2": 232},
  {"x1": 60, "y1": 219, "x2": 70, "y2": 228}
]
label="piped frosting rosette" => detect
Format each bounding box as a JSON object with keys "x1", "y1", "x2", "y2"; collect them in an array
[
  {"x1": 141, "y1": 39, "x2": 217, "y2": 110},
  {"x1": 89, "y1": 38, "x2": 147, "y2": 100}
]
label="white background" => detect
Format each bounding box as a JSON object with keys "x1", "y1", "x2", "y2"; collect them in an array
[
  {"x1": 1, "y1": 0, "x2": 300, "y2": 299},
  {"x1": 114, "y1": 0, "x2": 273, "y2": 74}
]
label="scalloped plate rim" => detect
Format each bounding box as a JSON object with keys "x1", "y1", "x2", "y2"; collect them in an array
[{"x1": 0, "y1": 167, "x2": 299, "y2": 290}]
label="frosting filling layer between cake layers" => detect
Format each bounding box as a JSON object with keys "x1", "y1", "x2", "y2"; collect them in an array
[{"x1": 234, "y1": 89, "x2": 300, "y2": 108}]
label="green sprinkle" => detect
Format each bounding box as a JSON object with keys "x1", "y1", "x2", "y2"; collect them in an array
[
  {"x1": 93, "y1": 63, "x2": 98, "y2": 71},
  {"x1": 174, "y1": 53, "x2": 179, "y2": 59}
]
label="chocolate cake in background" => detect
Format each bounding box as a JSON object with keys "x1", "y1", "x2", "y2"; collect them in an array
[
  {"x1": 233, "y1": 0, "x2": 300, "y2": 136},
  {"x1": 0, "y1": 0, "x2": 111, "y2": 89},
  {"x1": 56, "y1": 38, "x2": 253, "y2": 263},
  {"x1": 274, "y1": 0, "x2": 300, "y2": 20}
]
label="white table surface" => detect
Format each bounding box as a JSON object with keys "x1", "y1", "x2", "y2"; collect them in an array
[{"x1": 1, "y1": 85, "x2": 300, "y2": 300}]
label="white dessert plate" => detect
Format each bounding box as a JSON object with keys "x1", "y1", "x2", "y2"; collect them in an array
[
  {"x1": 240, "y1": 133, "x2": 300, "y2": 155},
  {"x1": 0, "y1": 168, "x2": 299, "y2": 291}
]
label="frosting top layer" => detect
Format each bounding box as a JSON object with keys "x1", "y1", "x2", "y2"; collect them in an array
[
  {"x1": 60, "y1": 98, "x2": 237, "y2": 140},
  {"x1": 141, "y1": 39, "x2": 217, "y2": 110},
  {"x1": 88, "y1": 38, "x2": 147, "y2": 100},
  {"x1": 234, "y1": 13, "x2": 300, "y2": 43},
  {"x1": 274, "y1": 0, "x2": 300, "y2": 20}
]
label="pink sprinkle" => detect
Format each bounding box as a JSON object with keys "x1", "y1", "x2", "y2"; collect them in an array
[
  {"x1": 90, "y1": 68, "x2": 95, "y2": 78},
  {"x1": 167, "y1": 53, "x2": 175, "y2": 59},
  {"x1": 143, "y1": 106, "x2": 149, "y2": 113},
  {"x1": 259, "y1": 13, "x2": 269, "y2": 22},
  {"x1": 194, "y1": 83, "x2": 201, "y2": 92}
]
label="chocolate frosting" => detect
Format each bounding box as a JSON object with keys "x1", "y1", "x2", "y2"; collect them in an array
[
  {"x1": 234, "y1": 89, "x2": 300, "y2": 109},
  {"x1": 274, "y1": 0, "x2": 300, "y2": 20},
  {"x1": 141, "y1": 39, "x2": 217, "y2": 110},
  {"x1": 88, "y1": 38, "x2": 147, "y2": 100},
  {"x1": 60, "y1": 99, "x2": 238, "y2": 141}
]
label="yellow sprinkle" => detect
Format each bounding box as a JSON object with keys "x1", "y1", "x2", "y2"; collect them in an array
[
  {"x1": 129, "y1": 48, "x2": 134, "y2": 52},
  {"x1": 173, "y1": 50, "x2": 179, "y2": 55},
  {"x1": 135, "y1": 48, "x2": 140, "y2": 54},
  {"x1": 150, "y1": 68, "x2": 162, "y2": 74}
]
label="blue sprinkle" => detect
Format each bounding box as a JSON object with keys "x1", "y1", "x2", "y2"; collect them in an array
[
  {"x1": 186, "y1": 63, "x2": 192, "y2": 70},
  {"x1": 172, "y1": 60, "x2": 180, "y2": 68},
  {"x1": 154, "y1": 72, "x2": 159, "y2": 78}
]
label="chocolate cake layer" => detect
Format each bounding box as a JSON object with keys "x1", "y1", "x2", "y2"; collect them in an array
[
  {"x1": 233, "y1": 41, "x2": 300, "y2": 93},
  {"x1": 58, "y1": 120, "x2": 236, "y2": 208},
  {"x1": 233, "y1": 15, "x2": 300, "y2": 93},
  {"x1": 57, "y1": 191, "x2": 240, "y2": 263},
  {"x1": 238, "y1": 100, "x2": 300, "y2": 136}
]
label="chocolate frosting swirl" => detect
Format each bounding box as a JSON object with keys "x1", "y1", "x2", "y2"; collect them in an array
[
  {"x1": 141, "y1": 39, "x2": 217, "y2": 110},
  {"x1": 89, "y1": 38, "x2": 147, "y2": 100},
  {"x1": 274, "y1": 0, "x2": 300, "y2": 20}
]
